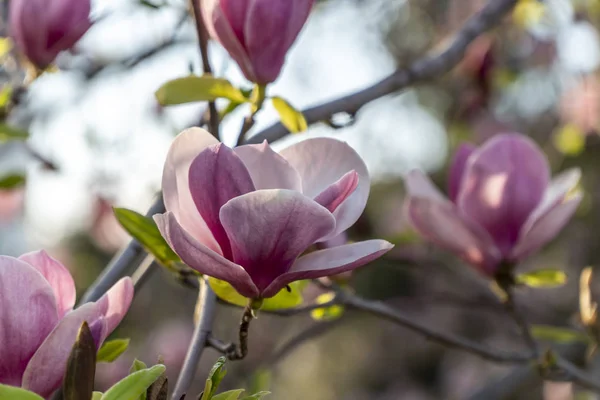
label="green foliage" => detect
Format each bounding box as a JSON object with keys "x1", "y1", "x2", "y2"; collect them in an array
[
  {"x1": 92, "y1": 393, "x2": 103, "y2": 400},
  {"x1": 113, "y1": 208, "x2": 181, "y2": 268},
  {"x1": 553, "y1": 124, "x2": 585, "y2": 156},
  {"x1": 531, "y1": 325, "x2": 590, "y2": 344},
  {"x1": 209, "y1": 278, "x2": 305, "y2": 310},
  {"x1": 0, "y1": 123, "x2": 28, "y2": 142},
  {"x1": 201, "y1": 357, "x2": 228, "y2": 400},
  {"x1": 310, "y1": 293, "x2": 344, "y2": 321},
  {"x1": 101, "y1": 365, "x2": 166, "y2": 400},
  {"x1": 129, "y1": 359, "x2": 148, "y2": 374},
  {"x1": 240, "y1": 392, "x2": 270, "y2": 400},
  {"x1": 211, "y1": 390, "x2": 246, "y2": 400},
  {"x1": 63, "y1": 322, "x2": 96, "y2": 400},
  {"x1": 0, "y1": 38, "x2": 12, "y2": 59},
  {"x1": 155, "y1": 75, "x2": 248, "y2": 106},
  {"x1": 271, "y1": 97, "x2": 307, "y2": 133},
  {"x1": 0, "y1": 385, "x2": 44, "y2": 400},
  {"x1": 0, "y1": 173, "x2": 25, "y2": 189},
  {"x1": 516, "y1": 269, "x2": 567, "y2": 288},
  {"x1": 97, "y1": 338, "x2": 130, "y2": 363}
]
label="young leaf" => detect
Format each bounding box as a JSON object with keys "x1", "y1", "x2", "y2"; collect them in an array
[
  {"x1": 201, "y1": 357, "x2": 227, "y2": 400},
  {"x1": 0, "y1": 123, "x2": 28, "y2": 142},
  {"x1": 516, "y1": 269, "x2": 567, "y2": 288},
  {"x1": 113, "y1": 208, "x2": 180, "y2": 267},
  {"x1": 0, "y1": 385, "x2": 44, "y2": 400},
  {"x1": 97, "y1": 338, "x2": 130, "y2": 363},
  {"x1": 211, "y1": 389, "x2": 245, "y2": 400},
  {"x1": 92, "y1": 392, "x2": 103, "y2": 400},
  {"x1": 310, "y1": 293, "x2": 344, "y2": 321},
  {"x1": 0, "y1": 38, "x2": 12, "y2": 59},
  {"x1": 271, "y1": 97, "x2": 307, "y2": 133},
  {"x1": 240, "y1": 392, "x2": 270, "y2": 400},
  {"x1": 0, "y1": 173, "x2": 25, "y2": 189},
  {"x1": 101, "y1": 365, "x2": 166, "y2": 400},
  {"x1": 155, "y1": 76, "x2": 248, "y2": 105},
  {"x1": 209, "y1": 278, "x2": 304, "y2": 310},
  {"x1": 531, "y1": 325, "x2": 590, "y2": 344},
  {"x1": 129, "y1": 359, "x2": 148, "y2": 374},
  {"x1": 553, "y1": 124, "x2": 585, "y2": 157},
  {"x1": 63, "y1": 322, "x2": 97, "y2": 400}
]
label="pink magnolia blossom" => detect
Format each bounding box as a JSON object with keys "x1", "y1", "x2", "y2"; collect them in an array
[
  {"x1": 201, "y1": 0, "x2": 315, "y2": 84},
  {"x1": 9, "y1": 0, "x2": 92, "y2": 68},
  {"x1": 0, "y1": 250, "x2": 133, "y2": 398},
  {"x1": 154, "y1": 128, "x2": 393, "y2": 298},
  {"x1": 404, "y1": 133, "x2": 581, "y2": 276}
]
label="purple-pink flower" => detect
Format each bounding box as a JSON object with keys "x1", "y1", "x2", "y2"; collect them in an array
[
  {"x1": 201, "y1": 0, "x2": 315, "y2": 84},
  {"x1": 0, "y1": 250, "x2": 133, "y2": 398},
  {"x1": 404, "y1": 133, "x2": 582, "y2": 276},
  {"x1": 154, "y1": 128, "x2": 393, "y2": 299},
  {"x1": 9, "y1": 0, "x2": 92, "y2": 68}
]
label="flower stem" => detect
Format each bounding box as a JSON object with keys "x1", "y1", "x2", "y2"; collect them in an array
[{"x1": 227, "y1": 299, "x2": 258, "y2": 360}]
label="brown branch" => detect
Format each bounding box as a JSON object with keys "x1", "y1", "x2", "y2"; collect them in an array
[
  {"x1": 554, "y1": 355, "x2": 600, "y2": 393},
  {"x1": 504, "y1": 287, "x2": 541, "y2": 358},
  {"x1": 245, "y1": 0, "x2": 517, "y2": 144}
]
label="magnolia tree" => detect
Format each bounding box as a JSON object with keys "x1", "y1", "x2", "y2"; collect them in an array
[{"x1": 0, "y1": 0, "x2": 599, "y2": 399}]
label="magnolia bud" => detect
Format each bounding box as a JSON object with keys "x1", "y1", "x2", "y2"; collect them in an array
[
  {"x1": 201, "y1": 0, "x2": 315, "y2": 84},
  {"x1": 9, "y1": 0, "x2": 92, "y2": 69}
]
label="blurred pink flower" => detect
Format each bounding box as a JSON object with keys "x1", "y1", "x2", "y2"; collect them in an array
[
  {"x1": 9, "y1": 0, "x2": 91, "y2": 68},
  {"x1": 404, "y1": 133, "x2": 581, "y2": 276},
  {"x1": 559, "y1": 75, "x2": 600, "y2": 133},
  {"x1": 0, "y1": 250, "x2": 133, "y2": 398},
  {"x1": 0, "y1": 188, "x2": 24, "y2": 223},
  {"x1": 154, "y1": 128, "x2": 392, "y2": 299},
  {"x1": 201, "y1": 0, "x2": 315, "y2": 84}
]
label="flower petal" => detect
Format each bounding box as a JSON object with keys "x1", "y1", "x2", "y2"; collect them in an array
[
  {"x1": 0, "y1": 257, "x2": 58, "y2": 387},
  {"x1": 219, "y1": 189, "x2": 336, "y2": 295},
  {"x1": 457, "y1": 134, "x2": 550, "y2": 256},
  {"x1": 406, "y1": 197, "x2": 501, "y2": 275},
  {"x1": 162, "y1": 127, "x2": 220, "y2": 253},
  {"x1": 512, "y1": 193, "x2": 582, "y2": 261},
  {"x1": 95, "y1": 277, "x2": 133, "y2": 337},
  {"x1": 234, "y1": 141, "x2": 302, "y2": 191},
  {"x1": 262, "y1": 240, "x2": 393, "y2": 297},
  {"x1": 279, "y1": 138, "x2": 369, "y2": 237},
  {"x1": 448, "y1": 143, "x2": 477, "y2": 203},
  {"x1": 22, "y1": 303, "x2": 104, "y2": 398},
  {"x1": 154, "y1": 212, "x2": 259, "y2": 298},
  {"x1": 404, "y1": 169, "x2": 447, "y2": 202},
  {"x1": 314, "y1": 170, "x2": 359, "y2": 213},
  {"x1": 189, "y1": 143, "x2": 255, "y2": 258},
  {"x1": 18, "y1": 250, "x2": 76, "y2": 318}
]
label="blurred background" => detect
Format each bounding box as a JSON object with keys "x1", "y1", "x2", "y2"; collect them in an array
[{"x1": 3, "y1": 0, "x2": 600, "y2": 398}]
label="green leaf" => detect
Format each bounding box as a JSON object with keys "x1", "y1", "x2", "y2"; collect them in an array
[
  {"x1": 129, "y1": 359, "x2": 148, "y2": 374},
  {"x1": 156, "y1": 75, "x2": 247, "y2": 106},
  {"x1": 201, "y1": 357, "x2": 228, "y2": 400},
  {"x1": 97, "y1": 338, "x2": 130, "y2": 363},
  {"x1": 553, "y1": 124, "x2": 585, "y2": 156},
  {"x1": 240, "y1": 392, "x2": 270, "y2": 400},
  {"x1": 63, "y1": 322, "x2": 97, "y2": 400},
  {"x1": 209, "y1": 278, "x2": 305, "y2": 310},
  {"x1": 113, "y1": 208, "x2": 180, "y2": 267},
  {"x1": 101, "y1": 365, "x2": 166, "y2": 400},
  {"x1": 0, "y1": 385, "x2": 44, "y2": 400},
  {"x1": 0, "y1": 123, "x2": 28, "y2": 142},
  {"x1": 0, "y1": 173, "x2": 25, "y2": 189},
  {"x1": 271, "y1": 97, "x2": 307, "y2": 133},
  {"x1": 212, "y1": 389, "x2": 245, "y2": 400},
  {"x1": 0, "y1": 38, "x2": 12, "y2": 59},
  {"x1": 516, "y1": 269, "x2": 567, "y2": 288},
  {"x1": 310, "y1": 293, "x2": 344, "y2": 321},
  {"x1": 0, "y1": 86, "x2": 13, "y2": 108},
  {"x1": 531, "y1": 325, "x2": 590, "y2": 344},
  {"x1": 92, "y1": 393, "x2": 103, "y2": 400}
]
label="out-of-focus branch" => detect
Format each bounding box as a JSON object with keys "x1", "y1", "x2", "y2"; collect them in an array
[
  {"x1": 505, "y1": 287, "x2": 541, "y2": 358},
  {"x1": 555, "y1": 356, "x2": 600, "y2": 393},
  {"x1": 246, "y1": 0, "x2": 517, "y2": 144}
]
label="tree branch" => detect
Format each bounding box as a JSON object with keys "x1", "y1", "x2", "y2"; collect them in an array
[{"x1": 246, "y1": 0, "x2": 517, "y2": 144}]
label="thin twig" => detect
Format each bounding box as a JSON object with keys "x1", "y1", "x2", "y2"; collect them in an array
[
  {"x1": 171, "y1": 278, "x2": 217, "y2": 400},
  {"x1": 555, "y1": 355, "x2": 600, "y2": 393},
  {"x1": 505, "y1": 287, "x2": 541, "y2": 359},
  {"x1": 131, "y1": 255, "x2": 157, "y2": 290},
  {"x1": 246, "y1": 0, "x2": 517, "y2": 144},
  {"x1": 226, "y1": 303, "x2": 254, "y2": 360}
]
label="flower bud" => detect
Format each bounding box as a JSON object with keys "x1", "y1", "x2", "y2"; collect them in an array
[
  {"x1": 10, "y1": 0, "x2": 92, "y2": 69},
  {"x1": 201, "y1": 0, "x2": 315, "y2": 84}
]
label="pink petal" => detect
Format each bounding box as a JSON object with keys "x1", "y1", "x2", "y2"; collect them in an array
[
  {"x1": 234, "y1": 141, "x2": 302, "y2": 191},
  {"x1": 162, "y1": 128, "x2": 221, "y2": 253},
  {"x1": 95, "y1": 277, "x2": 134, "y2": 337},
  {"x1": 279, "y1": 138, "x2": 369, "y2": 238},
  {"x1": 188, "y1": 143, "x2": 256, "y2": 258},
  {"x1": 457, "y1": 134, "x2": 550, "y2": 256},
  {"x1": 0, "y1": 257, "x2": 58, "y2": 387},
  {"x1": 406, "y1": 197, "x2": 501, "y2": 275},
  {"x1": 217, "y1": 0, "x2": 251, "y2": 46},
  {"x1": 404, "y1": 169, "x2": 447, "y2": 202},
  {"x1": 18, "y1": 250, "x2": 76, "y2": 318},
  {"x1": 314, "y1": 170, "x2": 359, "y2": 213},
  {"x1": 262, "y1": 240, "x2": 393, "y2": 297},
  {"x1": 448, "y1": 143, "x2": 477, "y2": 203},
  {"x1": 244, "y1": 0, "x2": 315, "y2": 83},
  {"x1": 154, "y1": 212, "x2": 259, "y2": 298},
  {"x1": 512, "y1": 193, "x2": 582, "y2": 261},
  {"x1": 219, "y1": 189, "x2": 336, "y2": 295},
  {"x1": 22, "y1": 303, "x2": 105, "y2": 398}
]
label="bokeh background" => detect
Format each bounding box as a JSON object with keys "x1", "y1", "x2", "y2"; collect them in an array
[{"x1": 2, "y1": 0, "x2": 600, "y2": 398}]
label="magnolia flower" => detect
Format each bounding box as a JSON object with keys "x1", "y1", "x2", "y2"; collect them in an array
[
  {"x1": 0, "y1": 251, "x2": 133, "y2": 398},
  {"x1": 404, "y1": 133, "x2": 581, "y2": 276},
  {"x1": 154, "y1": 128, "x2": 393, "y2": 298},
  {"x1": 201, "y1": 0, "x2": 315, "y2": 84},
  {"x1": 10, "y1": 0, "x2": 92, "y2": 68}
]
